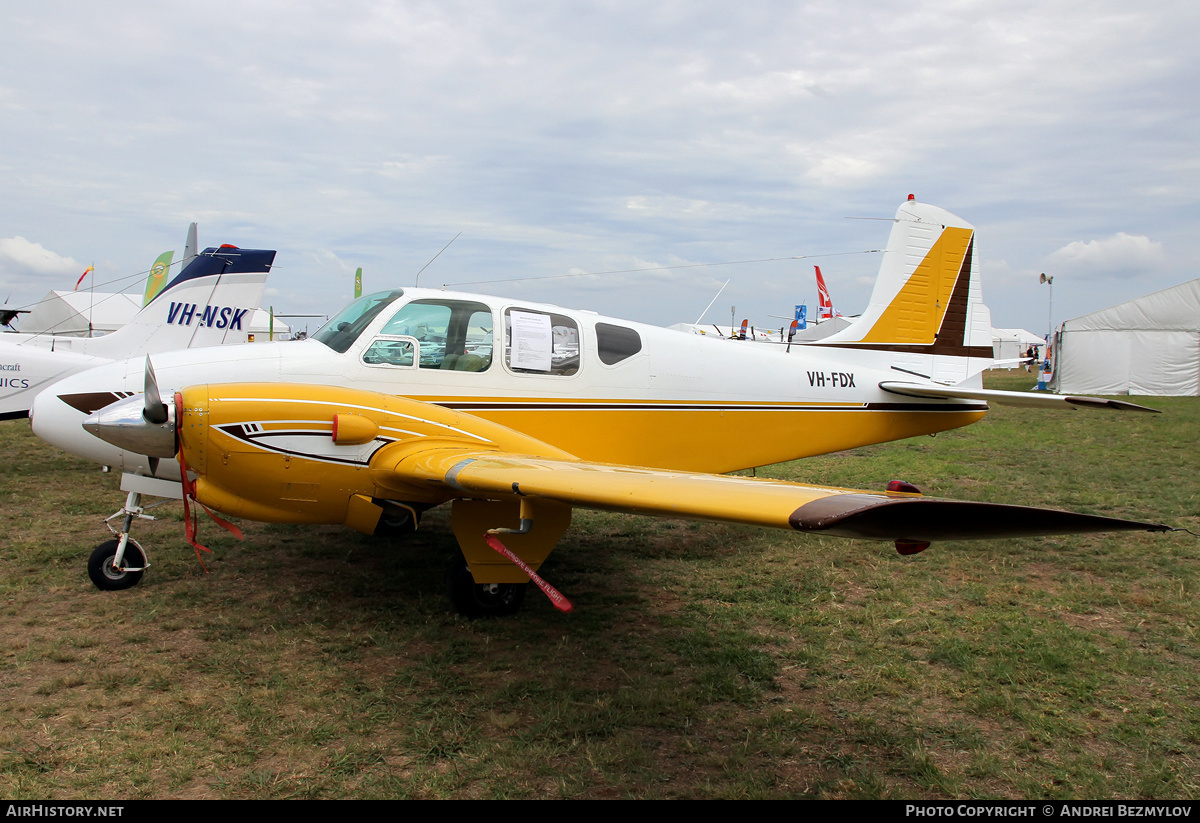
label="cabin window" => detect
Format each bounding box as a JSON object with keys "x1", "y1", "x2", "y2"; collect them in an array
[
  {"x1": 362, "y1": 336, "x2": 417, "y2": 368},
  {"x1": 595, "y1": 322, "x2": 642, "y2": 365},
  {"x1": 365, "y1": 299, "x2": 493, "y2": 371},
  {"x1": 504, "y1": 309, "x2": 579, "y2": 375},
  {"x1": 313, "y1": 290, "x2": 404, "y2": 353}
]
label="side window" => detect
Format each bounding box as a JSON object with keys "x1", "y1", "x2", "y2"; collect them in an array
[
  {"x1": 362, "y1": 299, "x2": 493, "y2": 371},
  {"x1": 504, "y1": 308, "x2": 580, "y2": 376},
  {"x1": 459, "y1": 308, "x2": 494, "y2": 372},
  {"x1": 379, "y1": 302, "x2": 452, "y2": 368},
  {"x1": 596, "y1": 322, "x2": 642, "y2": 365},
  {"x1": 362, "y1": 336, "x2": 417, "y2": 368}
]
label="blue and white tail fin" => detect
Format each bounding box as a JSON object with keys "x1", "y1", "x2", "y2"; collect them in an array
[
  {"x1": 816, "y1": 197, "x2": 993, "y2": 385},
  {"x1": 87, "y1": 246, "x2": 275, "y2": 359}
]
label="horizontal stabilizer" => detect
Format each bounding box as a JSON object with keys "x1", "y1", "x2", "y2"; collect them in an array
[{"x1": 879, "y1": 381, "x2": 1160, "y2": 413}]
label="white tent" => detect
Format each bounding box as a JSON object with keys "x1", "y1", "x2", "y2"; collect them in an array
[
  {"x1": 20, "y1": 290, "x2": 141, "y2": 337},
  {"x1": 1051, "y1": 279, "x2": 1200, "y2": 396},
  {"x1": 991, "y1": 327, "x2": 1045, "y2": 368}
]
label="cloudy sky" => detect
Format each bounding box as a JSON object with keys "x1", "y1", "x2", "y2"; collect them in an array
[{"x1": 1, "y1": 1, "x2": 1196, "y2": 338}]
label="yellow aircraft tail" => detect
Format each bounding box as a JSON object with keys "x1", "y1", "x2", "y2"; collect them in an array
[{"x1": 816, "y1": 197, "x2": 994, "y2": 384}]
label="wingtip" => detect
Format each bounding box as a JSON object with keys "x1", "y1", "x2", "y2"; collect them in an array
[
  {"x1": 789, "y1": 494, "x2": 1172, "y2": 541},
  {"x1": 1064, "y1": 396, "x2": 1161, "y2": 413}
]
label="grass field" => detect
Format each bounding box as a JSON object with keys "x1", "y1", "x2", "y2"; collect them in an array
[{"x1": 0, "y1": 371, "x2": 1196, "y2": 799}]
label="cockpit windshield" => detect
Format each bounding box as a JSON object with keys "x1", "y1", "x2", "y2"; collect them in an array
[{"x1": 312, "y1": 290, "x2": 405, "y2": 353}]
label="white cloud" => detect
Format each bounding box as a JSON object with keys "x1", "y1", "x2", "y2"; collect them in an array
[
  {"x1": 1045, "y1": 233, "x2": 1165, "y2": 276},
  {"x1": 304, "y1": 248, "x2": 357, "y2": 275},
  {"x1": 378, "y1": 156, "x2": 451, "y2": 178},
  {"x1": 800, "y1": 151, "x2": 885, "y2": 187},
  {"x1": 687, "y1": 69, "x2": 822, "y2": 104},
  {"x1": 0, "y1": 236, "x2": 81, "y2": 276},
  {"x1": 623, "y1": 196, "x2": 714, "y2": 219}
]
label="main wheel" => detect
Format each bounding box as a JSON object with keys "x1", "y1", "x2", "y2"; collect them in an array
[
  {"x1": 447, "y1": 559, "x2": 526, "y2": 617},
  {"x1": 87, "y1": 539, "x2": 146, "y2": 591}
]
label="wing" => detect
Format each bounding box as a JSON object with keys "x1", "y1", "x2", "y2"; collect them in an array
[
  {"x1": 89, "y1": 379, "x2": 1167, "y2": 548},
  {"x1": 879, "y1": 381, "x2": 1160, "y2": 413},
  {"x1": 375, "y1": 445, "x2": 1170, "y2": 544}
]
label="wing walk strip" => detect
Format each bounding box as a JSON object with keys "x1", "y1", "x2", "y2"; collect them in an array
[{"x1": 399, "y1": 450, "x2": 1169, "y2": 542}]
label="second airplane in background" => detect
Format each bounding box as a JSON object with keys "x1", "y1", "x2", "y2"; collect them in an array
[{"x1": 2, "y1": 244, "x2": 275, "y2": 420}]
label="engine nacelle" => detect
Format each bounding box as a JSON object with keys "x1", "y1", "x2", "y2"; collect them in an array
[{"x1": 175, "y1": 383, "x2": 572, "y2": 536}]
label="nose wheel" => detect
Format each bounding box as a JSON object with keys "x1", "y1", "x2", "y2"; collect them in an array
[
  {"x1": 88, "y1": 538, "x2": 147, "y2": 591},
  {"x1": 88, "y1": 486, "x2": 162, "y2": 591}
]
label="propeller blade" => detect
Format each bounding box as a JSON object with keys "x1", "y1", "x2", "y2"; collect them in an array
[{"x1": 143, "y1": 357, "x2": 168, "y2": 425}]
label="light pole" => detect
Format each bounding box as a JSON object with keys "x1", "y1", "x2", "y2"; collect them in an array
[
  {"x1": 1038, "y1": 273, "x2": 1054, "y2": 390},
  {"x1": 1039, "y1": 272, "x2": 1054, "y2": 341}
]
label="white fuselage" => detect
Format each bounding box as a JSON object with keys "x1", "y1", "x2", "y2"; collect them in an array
[{"x1": 31, "y1": 287, "x2": 986, "y2": 478}]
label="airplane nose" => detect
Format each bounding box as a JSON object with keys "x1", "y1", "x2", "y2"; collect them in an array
[{"x1": 83, "y1": 394, "x2": 178, "y2": 458}]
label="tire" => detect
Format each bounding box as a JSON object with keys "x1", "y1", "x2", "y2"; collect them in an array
[
  {"x1": 87, "y1": 539, "x2": 146, "y2": 591},
  {"x1": 447, "y1": 558, "x2": 526, "y2": 617}
]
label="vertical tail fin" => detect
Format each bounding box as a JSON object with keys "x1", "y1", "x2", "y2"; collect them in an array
[
  {"x1": 815, "y1": 266, "x2": 835, "y2": 320},
  {"x1": 818, "y1": 198, "x2": 993, "y2": 384},
  {"x1": 87, "y1": 246, "x2": 275, "y2": 360},
  {"x1": 143, "y1": 250, "x2": 174, "y2": 306},
  {"x1": 182, "y1": 223, "x2": 199, "y2": 269}
]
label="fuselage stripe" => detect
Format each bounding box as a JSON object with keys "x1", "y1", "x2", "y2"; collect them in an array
[
  {"x1": 215, "y1": 424, "x2": 396, "y2": 466},
  {"x1": 433, "y1": 401, "x2": 987, "y2": 413}
]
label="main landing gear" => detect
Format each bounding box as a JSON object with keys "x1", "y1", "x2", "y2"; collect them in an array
[
  {"x1": 447, "y1": 556, "x2": 527, "y2": 618},
  {"x1": 446, "y1": 498, "x2": 575, "y2": 617}
]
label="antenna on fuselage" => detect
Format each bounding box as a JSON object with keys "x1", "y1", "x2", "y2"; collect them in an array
[
  {"x1": 414, "y1": 232, "x2": 462, "y2": 287},
  {"x1": 693, "y1": 279, "x2": 730, "y2": 326}
]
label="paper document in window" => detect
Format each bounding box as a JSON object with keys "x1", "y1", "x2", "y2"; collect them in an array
[{"x1": 509, "y1": 310, "x2": 553, "y2": 372}]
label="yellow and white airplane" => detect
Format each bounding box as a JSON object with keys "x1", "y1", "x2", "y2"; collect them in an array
[{"x1": 30, "y1": 198, "x2": 1167, "y2": 615}]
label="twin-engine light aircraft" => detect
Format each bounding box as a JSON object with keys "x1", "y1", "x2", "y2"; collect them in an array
[
  {"x1": 31, "y1": 199, "x2": 1168, "y2": 615},
  {"x1": 2, "y1": 245, "x2": 275, "y2": 420}
]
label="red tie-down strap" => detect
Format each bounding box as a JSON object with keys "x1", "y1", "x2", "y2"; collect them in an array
[
  {"x1": 175, "y1": 393, "x2": 243, "y2": 570},
  {"x1": 484, "y1": 534, "x2": 573, "y2": 613}
]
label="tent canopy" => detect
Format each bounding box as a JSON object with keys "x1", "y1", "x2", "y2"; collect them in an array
[
  {"x1": 1053, "y1": 279, "x2": 1200, "y2": 396},
  {"x1": 20, "y1": 290, "x2": 141, "y2": 337},
  {"x1": 991, "y1": 327, "x2": 1044, "y2": 368}
]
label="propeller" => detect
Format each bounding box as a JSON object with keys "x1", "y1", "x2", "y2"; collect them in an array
[
  {"x1": 144, "y1": 357, "x2": 168, "y2": 424},
  {"x1": 82, "y1": 356, "x2": 178, "y2": 474},
  {"x1": 142, "y1": 358, "x2": 168, "y2": 475}
]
